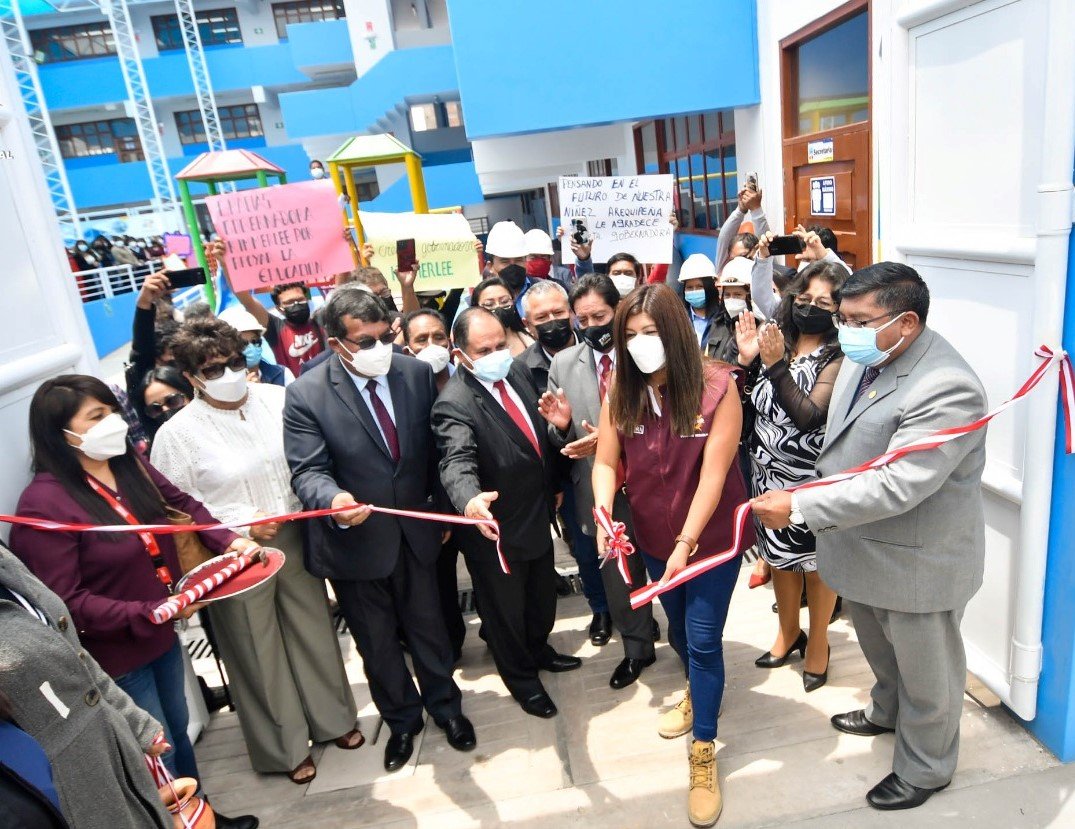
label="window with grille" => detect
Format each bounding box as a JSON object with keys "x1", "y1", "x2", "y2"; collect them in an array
[
  {"x1": 30, "y1": 23, "x2": 115, "y2": 63},
  {"x1": 271, "y1": 0, "x2": 345, "y2": 39},
  {"x1": 151, "y1": 8, "x2": 242, "y2": 51},
  {"x1": 56, "y1": 119, "x2": 143, "y2": 161},
  {"x1": 175, "y1": 104, "x2": 263, "y2": 145}
]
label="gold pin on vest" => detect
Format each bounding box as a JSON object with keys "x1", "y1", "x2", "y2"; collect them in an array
[{"x1": 868, "y1": 390, "x2": 877, "y2": 399}]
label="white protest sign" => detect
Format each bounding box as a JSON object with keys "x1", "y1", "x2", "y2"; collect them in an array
[
  {"x1": 559, "y1": 175, "x2": 674, "y2": 264},
  {"x1": 358, "y1": 211, "x2": 480, "y2": 291}
]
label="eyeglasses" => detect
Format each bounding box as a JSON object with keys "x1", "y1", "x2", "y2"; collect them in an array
[
  {"x1": 480, "y1": 299, "x2": 514, "y2": 311},
  {"x1": 245, "y1": 336, "x2": 263, "y2": 347},
  {"x1": 337, "y1": 331, "x2": 396, "y2": 351},
  {"x1": 831, "y1": 310, "x2": 907, "y2": 330},
  {"x1": 145, "y1": 392, "x2": 187, "y2": 418},
  {"x1": 279, "y1": 299, "x2": 307, "y2": 310},
  {"x1": 199, "y1": 354, "x2": 248, "y2": 380},
  {"x1": 794, "y1": 297, "x2": 836, "y2": 312}
]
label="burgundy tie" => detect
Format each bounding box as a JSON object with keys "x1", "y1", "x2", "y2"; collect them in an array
[
  {"x1": 850, "y1": 366, "x2": 881, "y2": 412},
  {"x1": 365, "y1": 380, "x2": 400, "y2": 462},
  {"x1": 493, "y1": 379, "x2": 541, "y2": 457},
  {"x1": 598, "y1": 354, "x2": 613, "y2": 402}
]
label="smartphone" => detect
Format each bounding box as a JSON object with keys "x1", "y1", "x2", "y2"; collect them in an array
[
  {"x1": 768, "y1": 235, "x2": 805, "y2": 256},
  {"x1": 571, "y1": 218, "x2": 591, "y2": 246},
  {"x1": 165, "y1": 267, "x2": 207, "y2": 289},
  {"x1": 396, "y1": 238, "x2": 417, "y2": 273},
  {"x1": 745, "y1": 171, "x2": 760, "y2": 192}
]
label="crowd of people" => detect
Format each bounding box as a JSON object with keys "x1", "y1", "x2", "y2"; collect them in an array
[{"x1": 1, "y1": 184, "x2": 988, "y2": 829}]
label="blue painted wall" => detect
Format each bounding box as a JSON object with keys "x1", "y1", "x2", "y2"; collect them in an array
[
  {"x1": 82, "y1": 292, "x2": 139, "y2": 358},
  {"x1": 365, "y1": 159, "x2": 482, "y2": 212},
  {"x1": 446, "y1": 0, "x2": 760, "y2": 139},
  {"x1": 1028, "y1": 210, "x2": 1075, "y2": 761},
  {"x1": 288, "y1": 19, "x2": 353, "y2": 69}
]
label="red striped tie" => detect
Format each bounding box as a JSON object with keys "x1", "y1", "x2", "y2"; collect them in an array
[{"x1": 493, "y1": 380, "x2": 541, "y2": 456}]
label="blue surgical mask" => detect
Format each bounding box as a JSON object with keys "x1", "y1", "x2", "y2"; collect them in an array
[
  {"x1": 466, "y1": 348, "x2": 513, "y2": 383},
  {"x1": 837, "y1": 313, "x2": 907, "y2": 366},
  {"x1": 684, "y1": 289, "x2": 707, "y2": 309},
  {"x1": 243, "y1": 341, "x2": 263, "y2": 369}
]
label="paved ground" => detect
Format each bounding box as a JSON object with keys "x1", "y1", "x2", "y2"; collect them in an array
[{"x1": 191, "y1": 558, "x2": 1068, "y2": 828}]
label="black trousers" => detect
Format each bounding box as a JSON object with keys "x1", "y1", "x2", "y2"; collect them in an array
[
  {"x1": 435, "y1": 532, "x2": 467, "y2": 660},
  {"x1": 331, "y1": 546, "x2": 462, "y2": 734},
  {"x1": 464, "y1": 541, "x2": 558, "y2": 701},
  {"x1": 601, "y1": 545, "x2": 656, "y2": 660}
]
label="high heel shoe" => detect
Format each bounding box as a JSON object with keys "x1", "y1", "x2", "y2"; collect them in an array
[
  {"x1": 803, "y1": 646, "x2": 831, "y2": 692},
  {"x1": 754, "y1": 630, "x2": 807, "y2": 668}
]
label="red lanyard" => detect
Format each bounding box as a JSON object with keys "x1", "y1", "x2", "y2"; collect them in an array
[{"x1": 86, "y1": 475, "x2": 175, "y2": 592}]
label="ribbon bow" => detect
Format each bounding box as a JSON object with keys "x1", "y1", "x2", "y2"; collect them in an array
[{"x1": 593, "y1": 506, "x2": 636, "y2": 586}]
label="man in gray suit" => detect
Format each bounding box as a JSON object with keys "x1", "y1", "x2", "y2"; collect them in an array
[
  {"x1": 538, "y1": 274, "x2": 657, "y2": 690},
  {"x1": 752, "y1": 262, "x2": 987, "y2": 811}
]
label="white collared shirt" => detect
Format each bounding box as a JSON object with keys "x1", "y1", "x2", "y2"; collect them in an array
[
  {"x1": 475, "y1": 373, "x2": 538, "y2": 443},
  {"x1": 346, "y1": 370, "x2": 396, "y2": 445},
  {"x1": 591, "y1": 346, "x2": 617, "y2": 375}
]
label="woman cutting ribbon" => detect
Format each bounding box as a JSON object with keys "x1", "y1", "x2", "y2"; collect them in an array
[{"x1": 10, "y1": 375, "x2": 259, "y2": 829}]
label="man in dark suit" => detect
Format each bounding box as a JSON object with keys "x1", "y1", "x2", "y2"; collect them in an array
[
  {"x1": 516, "y1": 280, "x2": 615, "y2": 647},
  {"x1": 433, "y1": 307, "x2": 581, "y2": 719},
  {"x1": 283, "y1": 288, "x2": 475, "y2": 773}
]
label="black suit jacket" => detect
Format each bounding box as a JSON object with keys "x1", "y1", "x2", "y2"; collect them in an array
[
  {"x1": 514, "y1": 341, "x2": 574, "y2": 481},
  {"x1": 432, "y1": 363, "x2": 556, "y2": 563},
  {"x1": 284, "y1": 353, "x2": 442, "y2": 581}
]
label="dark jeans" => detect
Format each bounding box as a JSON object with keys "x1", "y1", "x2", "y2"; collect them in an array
[
  {"x1": 560, "y1": 481, "x2": 609, "y2": 614},
  {"x1": 115, "y1": 638, "x2": 199, "y2": 781},
  {"x1": 642, "y1": 552, "x2": 739, "y2": 742}
]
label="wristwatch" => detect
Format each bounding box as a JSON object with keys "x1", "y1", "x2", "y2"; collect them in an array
[{"x1": 789, "y1": 494, "x2": 807, "y2": 527}]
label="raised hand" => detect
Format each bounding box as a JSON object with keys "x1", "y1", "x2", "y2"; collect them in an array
[
  {"x1": 562, "y1": 420, "x2": 598, "y2": 459},
  {"x1": 136, "y1": 271, "x2": 171, "y2": 309},
  {"x1": 735, "y1": 310, "x2": 761, "y2": 366},
  {"x1": 758, "y1": 322, "x2": 786, "y2": 368},
  {"x1": 537, "y1": 387, "x2": 573, "y2": 432}
]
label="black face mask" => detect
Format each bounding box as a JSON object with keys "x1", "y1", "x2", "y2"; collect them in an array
[
  {"x1": 499, "y1": 264, "x2": 527, "y2": 292},
  {"x1": 283, "y1": 303, "x2": 311, "y2": 326},
  {"x1": 535, "y1": 318, "x2": 574, "y2": 351},
  {"x1": 580, "y1": 321, "x2": 614, "y2": 352},
  {"x1": 492, "y1": 305, "x2": 522, "y2": 331},
  {"x1": 792, "y1": 303, "x2": 834, "y2": 334}
]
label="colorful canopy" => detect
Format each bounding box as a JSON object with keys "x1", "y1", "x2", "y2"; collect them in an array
[
  {"x1": 327, "y1": 134, "x2": 421, "y2": 166},
  {"x1": 176, "y1": 149, "x2": 285, "y2": 182}
]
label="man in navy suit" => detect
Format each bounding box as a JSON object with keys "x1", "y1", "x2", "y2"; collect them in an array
[{"x1": 283, "y1": 289, "x2": 475, "y2": 772}]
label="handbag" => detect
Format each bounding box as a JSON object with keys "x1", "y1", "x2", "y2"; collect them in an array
[{"x1": 166, "y1": 507, "x2": 216, "y2": 575}]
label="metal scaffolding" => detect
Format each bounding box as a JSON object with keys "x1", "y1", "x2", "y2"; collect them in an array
[{"x1": 174, "y1": 0, "x2": 226, "y2": 154}]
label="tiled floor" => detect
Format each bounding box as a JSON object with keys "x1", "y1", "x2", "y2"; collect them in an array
[{"x1": 194, "y1": 563, "x2": 1064, "y2": 828}]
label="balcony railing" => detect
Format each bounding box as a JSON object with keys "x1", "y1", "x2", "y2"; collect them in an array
[{"x1": 73, "y1": 260, "x2": 205, "y2": 309}]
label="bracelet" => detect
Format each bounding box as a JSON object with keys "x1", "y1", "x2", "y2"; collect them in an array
[{"x1": 674, "y1": 535, "x2": 700, "y2": 556}]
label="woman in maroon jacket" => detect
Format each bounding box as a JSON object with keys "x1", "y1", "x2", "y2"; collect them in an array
[
  {"x1": 592, "y1": 284, "x2": 754, "y2": 828},
  {"x1": 11, "y1": 375, "x2": 260, "y2": 829}
]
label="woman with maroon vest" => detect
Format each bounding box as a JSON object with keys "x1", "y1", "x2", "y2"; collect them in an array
[{"x1": 592, "y1": 283, "x2": 754, "y2": 829}]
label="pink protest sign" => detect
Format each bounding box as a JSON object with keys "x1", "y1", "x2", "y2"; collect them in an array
[
  {"x1": 162, "y1": 232, "x2": 193, "y2": 257},
  {"x1": 205, "y1": 180, "x2": 352, "y2": 291}
]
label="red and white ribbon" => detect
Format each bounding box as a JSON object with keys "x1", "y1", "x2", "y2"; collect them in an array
[
  {"x1": 630, "y1": 345, "x2": 1074, "y2": 609},
  {"x1": 592, "y1": 506, "x2": 635, "y2": 585},
  {"x1": 144, "y1": 735, "x2": 208, "y2": 829},
  {"x1": 150, "y1": 551, "x2": 260, "y2": 624}
]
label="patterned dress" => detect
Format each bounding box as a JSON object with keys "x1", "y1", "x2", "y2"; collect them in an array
[{"x1": 749, "y1": 348, "x2": 828, "y2": 572}]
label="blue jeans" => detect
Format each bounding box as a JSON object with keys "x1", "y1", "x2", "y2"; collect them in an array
[
  {"x1": 643, "y1": 552, "x2": 739, "y2": 742},
  {"x1": 560, "y1": 481, "x2": 609, "y2": 614},
  {"x1": 115, "y1": 639, "x2": 199, "y2": 781}
]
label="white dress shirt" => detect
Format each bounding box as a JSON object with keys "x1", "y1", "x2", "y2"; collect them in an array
[
  {"x1": 475, "y1": 372, "x2": 538, "y2": 444},
  {"x1": 591, "y1": 345, "x2": 617, "y2": 375},
  {"x1": 345, "y1": 370, "x2": 396, "y2": 446}
]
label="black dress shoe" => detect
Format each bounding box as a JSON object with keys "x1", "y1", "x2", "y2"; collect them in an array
[
  {"x1": 830, "y1": 709, "x2": 895, "y2": 736},
  {"x1": 609, "y1": 655, "x2": 656, "y2": 689},
  {"x1": 589, "y1": 612, "x2": 613, "y2": 646},
  {"x1": 555, "y1": 573, "x2": 573, "y2": 597},
  {"x1": 803, "y1": 645, "x2": 830, "y2": 692},
  {"x1": 754, "y1": 630, "x2": 807, "y2": 668},
  {"x1": 866, "y1": 772, "x2": 949, "y2": 810},
  {"x1": 520, "y1": 692, "x2": 557, "y2": 718},
  {"x1": 440, "y1": 715, "x2": 476, "y2": 752},
  {"x1": 539, "y1": 652, "x2": 582, "y2": 672},
  {"x1": 215, "y1": 814, "x2": 259, "y2": 829},
  {"x1": 651, "y1": 619, "x2": 661, "y2": 642},
  {"x1": 383, "y1": 724, "x2": 422, "y2": 772}
]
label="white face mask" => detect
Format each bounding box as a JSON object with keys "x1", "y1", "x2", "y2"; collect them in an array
[
  {"x1": 340, "y1": 339, "x2": 393, "y2": 377},
  {"x1": 724, "y1": 297, "x2": 748, "y2": 317},
  {"x1": 626, "y1": 334, "x2": 667, "y2": 374},
  {"x1": 199, "y1": 367, "x2": 248, "y2": 403},
  {"x1": 414, "y1": 343, "x2": 451, "y2": 374},
  {"x1": 65, "y1": 412, "x2": 129, "y2": 461},
  {"x1": 310, "y1": 168, "x2": 325, "y2": 180},
  {"x1": 611, "y1": 274, "x2": 637, "y2": 297}
]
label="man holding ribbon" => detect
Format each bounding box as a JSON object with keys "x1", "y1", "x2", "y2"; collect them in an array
[{"x1": 751, "y1": 262, "x2": 988, "y2": 812}]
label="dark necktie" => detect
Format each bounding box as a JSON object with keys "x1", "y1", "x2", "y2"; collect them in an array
[
  {"x1": 850, "y1": 366, "x2": 882, "y2": 411},
  {"x1": 365, "y1": 380, "x2": 400, "y2": 462},
  {"x1": 598, "y1": 354, "x2": 613, "y2": 402},
  {"x1": 493, "y1": 379, "x2": 541, "y2": 456}
]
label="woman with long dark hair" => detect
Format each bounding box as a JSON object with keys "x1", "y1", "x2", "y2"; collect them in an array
[
  {"x1": 592, "y1": 283, "x2": 754, "y2": 828},
  {"x1": 10, "y1": 375, "x2": 260, "y2": 829},
  {"x1": 736, "y1": 261, "x2": 846, "y2": 691},
  {"x1": 136, "y1": 365, "x2": 194, "y2": 442},
  {"x1": 472, "y1": 276, "x2": 534, "y2": 356}
]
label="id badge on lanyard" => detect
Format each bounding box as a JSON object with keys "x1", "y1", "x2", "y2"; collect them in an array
[{"x1": 86, "y1": 476, "x2": 175, "y2": 593}]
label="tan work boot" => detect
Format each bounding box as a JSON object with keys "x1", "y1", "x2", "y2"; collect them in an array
[
  {"x1": 658, "y1": 686, "x2": 693, "y2": 738},
  {"x1": 688, "y1": 739, "x2": 721, "y2": 827}
]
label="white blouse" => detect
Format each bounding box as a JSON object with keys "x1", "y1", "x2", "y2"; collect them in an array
[{"x1": 150, "y1": 383, "x2": 299, "y2": 538}]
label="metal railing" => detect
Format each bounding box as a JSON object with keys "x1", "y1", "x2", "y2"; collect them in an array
[{"x1": 74, "y1": 261, "x2": 208, "y2": 312}]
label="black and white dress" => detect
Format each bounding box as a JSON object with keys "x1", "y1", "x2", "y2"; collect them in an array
[{"x1": 748, "y1": 347, "x2": 843, "y2": 572}]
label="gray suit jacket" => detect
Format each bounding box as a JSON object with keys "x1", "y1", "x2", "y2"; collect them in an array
[
  {"x1": 797, "y1": 328, "x2": 988, "y2": 613},
  {"x1": 0, "y1": 547, "x2": 170, "y2": 828},
  {"x1": 547, "y1": 342, "x2": 635, "y2": 538}
]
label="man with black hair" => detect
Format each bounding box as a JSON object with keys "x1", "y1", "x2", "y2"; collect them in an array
[{"x1": 752, "y1": 262, "x2": 987, "y2": 812}]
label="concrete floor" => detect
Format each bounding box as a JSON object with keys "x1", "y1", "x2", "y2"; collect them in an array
[{"x1": 191, "y1": 561, "x2": 1068, "y2": 828}]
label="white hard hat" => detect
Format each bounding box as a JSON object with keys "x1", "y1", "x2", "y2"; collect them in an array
[
  {"x1": 485, "y1": 221, "x2": 527, "y2": 258},
  {"x1": 678, "y1": 253, "x2": 717, "y2": 282},
  {"x1": 218, "y1": 306, "x2": 265, "y2": 333},
  {"x1": 523, "y1": 228, "x2": 554, "y2": 256},
  {"x1": 719, "y1": 256, "x2": 754, "y2": 287}
]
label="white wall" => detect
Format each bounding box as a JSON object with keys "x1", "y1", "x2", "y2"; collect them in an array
[{"x1": 343, "y1": 0, "x2": 396, "y2": 76}]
